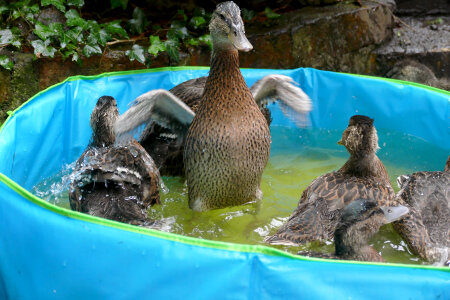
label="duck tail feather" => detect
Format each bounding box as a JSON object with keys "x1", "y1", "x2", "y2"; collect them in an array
[{"x1": 263, "y1": 234, "x2": 300, "y2": 246}]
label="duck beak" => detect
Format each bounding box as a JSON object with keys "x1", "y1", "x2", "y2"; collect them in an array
[
  {"x1": 337, "y1": 140, "x2": 344, "y2": 145},
  {"x1": 380, "y1": 204, "x2": 409, "y2": 223},
  {"x1": 229, "y1": 24, "x2": 253, "y2": 52}
]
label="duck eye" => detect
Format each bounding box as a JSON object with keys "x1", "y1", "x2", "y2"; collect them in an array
[
  {"x1": 219, "y1": 13, "x2": 225, "y2": 20},
  {"x1": 387, "y1": 209, "x2": 392, "y2": 213}
]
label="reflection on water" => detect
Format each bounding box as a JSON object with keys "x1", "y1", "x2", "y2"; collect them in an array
[{"x1": 32, "y1": 126, "x2": 449, "y2": 265}]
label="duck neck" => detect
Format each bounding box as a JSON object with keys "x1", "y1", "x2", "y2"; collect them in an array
[
  {"x1": 340, "y1": 152, "x2": 389, "y2": 183},
  {"x1": 211, "y1": 47, "x2": 241, "y2": 79},
  {"x1": 203, "y1": 48, "x2": 249, "y2": 102},
  {"x1": 91, "y1": 119, "x2": 116, "y2": 148}
]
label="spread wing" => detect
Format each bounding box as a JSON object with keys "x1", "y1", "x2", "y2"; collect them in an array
[
  {"x1": 250, "y1": 74, "x2": 312, "y2": 127},
  {"x1": 114, "y1": 89, "x2": 195, "y2": 143}
]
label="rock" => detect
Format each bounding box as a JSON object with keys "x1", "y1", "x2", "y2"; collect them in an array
[
  {"x1": 239, "y1": 0, "x2": 394, "y2": 74},
  {"x1": 0, "y1": 68, "x2": 12, "y2": 122},
  {"x1": 10, "y1": 53, "x2": 39, "y2": 113},
  {"x1": 375, "y1": 16, "x2": 450, "y2": 88},
  {"x1": 37, "y1": 7, "x2": 66, "y2": 25},
  {"x1": 387, "y1": 59, "x2": 450, "y2": 90},
  {"x1": 395, "y1": 0, "x2": 450, "y2": 16}
]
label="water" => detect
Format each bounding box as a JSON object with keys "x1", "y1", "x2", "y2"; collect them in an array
[{"x1": 32, "y1": 126, "x2": 449, "y2": 265}]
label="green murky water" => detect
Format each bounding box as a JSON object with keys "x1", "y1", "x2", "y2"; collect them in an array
[{"x1": 32, "y1": 126, "x2": 449, "y2": 265}]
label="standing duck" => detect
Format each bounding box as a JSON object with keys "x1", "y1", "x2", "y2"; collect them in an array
[
  {"x1": 298, "y1": 199, "x2": 408, "y2": 262},
  {"x1": 140, "y1": 74, "x2": 311, "y2": 176},
  {"x1": 115, "y1": 1, "x2": 311, "y2": 211},
  {"x1": 392, "y1": 155, "x2": 450, "y2": 265},
  {"x1": 265, "y1": 115, "x2": 400, "y2": 245},
  {"x1": 69, "y1": 96, "x2": 160, "y2": 225}
]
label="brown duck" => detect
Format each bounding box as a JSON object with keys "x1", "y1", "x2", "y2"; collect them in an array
[
  {"x1": 298, "y1": 199, "x2": 408, "y2": 262},
  {"x1": 69, "y1": 96, "x2": 160, "y2": 225},
  {"x1": 140, "y1": 74, "x2": 311, "y2": 176},
  {"x1": 392, "y1": 155, "x2": 450, "y2": 265},
  {"x1": 115, "y1": 1, "x2": 311, "y2": 211},
  {"x1": 265, "y1": 115, "x2": 400, "y2": 245}
]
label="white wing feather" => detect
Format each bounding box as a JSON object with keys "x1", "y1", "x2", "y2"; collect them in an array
[
  {"x1": 114, "y1": 89, "x2": 195, "y2": 143},
  {"x1": 251, "y1": 75, "x2": 312, "y2": 127}
]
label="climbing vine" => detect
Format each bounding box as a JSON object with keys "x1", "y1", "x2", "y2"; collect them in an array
[{"x1": 0, "y1": 0, "x2": 213, "y2": 70}]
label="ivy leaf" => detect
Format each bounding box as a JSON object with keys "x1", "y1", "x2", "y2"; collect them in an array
[
  {"x1": 34, "y1": 23, "x2": 58, "y2": 40},
  {"x1": 105, "y1": 20, "x2": 129, "y2": 38},
  {"x1": 66, "y1": 14, "x2": 87, "y2": 29},
  {"x1": 24, "y1": 12, "x2": 36, "y2": 23},
  {"x1": 65, "y1": 8, "x2": 79, "y2": 20},
  {"x1": 110, "y1": 0, "x2": 128, "y2": 9},
  {"x1": 177, "y1": 9, "x2": 187, "y2": 22},
  {"x1": 29, "y1": 4, "x2": 40, "y2": 14},
  {"x1": 0, "y1": 29, "x2": 21, "y2": 48},
  {"x1": 165, "y1": 39, "x2": 179, "y2": 63},
  {"x1": 31, "y1": 39, "x2": 57, "y2": 57},
  {"x1": 65, "y1": 27, "x2": 84, "y2": 43},
  {"x1": 67, "y1": 0, "x2": 84, "y2": 8},
  {"x1": 82, "y1": 44, "x2": 102, "y2": 57},
  {"x1": 125, "y1": 44, "x2": 145, "y2": 64},
  {"x1": 190, "y1": 16, "x2": 205, "y2": 29},
  {"x1": 49, "y1": 22, "x2": 64, "y2": 35},
  {"x1": 41, "y1": 0, "x2": 66, "y2": 13},
  {"x1": 88, "y1": 28, "x2": 111, "y2": 46},
  {"x1": 0, "y1": 55, "x2": 13, "y2": 70},
  {"x1": 169, "y1": 21, "x2": 189, "y2": 40},
  {"x1": 241, "y1": 8, "x2": 256, "y2": 21},
  {"x1": 0, "y1": 6, "x2": 9, "y2": 15},
  {"x1": 128, "y1": 7, "x2": 149, "y2": 34},
  {"x1": 193, "y1": 7, "x2": 205, "y2": 17},
  {"x1": 185, "y1": 38, "x2": 199, "y2": 46},
  {"x1": 199, "y1": 34, "x2": 212, "y2": 49},
  {"x1": 148, "y1": 35, "x2": 166, "y2": 56},
  {"x1": 264, "y1": 7, "x2": 281, "y2": 19},
  {"x1": 71, "y1": 51, "x2": 79, "y2": 63},
  {"x1": 98, "y1": 29, "x2": 112, "y2": 45},
  {"x1": 86, "y1": 20, "x2": 100, "y2": 32}
]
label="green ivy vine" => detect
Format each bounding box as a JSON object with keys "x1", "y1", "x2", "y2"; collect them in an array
[{"x1": 0, "y1": 0, "x2": 213, "y2": 70}]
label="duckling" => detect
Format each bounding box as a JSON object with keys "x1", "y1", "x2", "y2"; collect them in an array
[
  {"x1": 392, "y1": 155, "x2": 450, "y2": 265},
  {"x1": 114, "y1": 1, "x2": 312, "y2": 211},
  {"x1": 69, "y1": 96, "x2": 160, "y2": 225},
  {"x1": 265, "y1": 115, "x2": 398, "y2": 245},
  {"x1": 140, "y1": 74, "x2": 311, "y2": 176},
  {"x1": 298, "y1": 199, "x2": 409, "y2": 262}
]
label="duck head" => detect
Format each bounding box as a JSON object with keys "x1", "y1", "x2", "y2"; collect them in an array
[
  {"x1": 209, "y1": 1, "x2": 253, "y2": 52},
  {"x1": 338, "y1": 115, "x2": 379, "y2": 157},
  {"x1": 90, "y1": 96, "x2": 119, "y2": 147},
  {"x1": 334, "y1": 199, "x2": 409, "y2": 259}
]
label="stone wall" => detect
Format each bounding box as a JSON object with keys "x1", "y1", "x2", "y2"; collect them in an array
[{"x1": 0, "y1": 0, "x2": 448, "y2": 124}]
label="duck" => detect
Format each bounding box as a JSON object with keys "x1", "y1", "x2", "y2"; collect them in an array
[
  {"x1": 69, "y1": 96, "x2": 160, "y2": 225},
  {"x1": 298, "y1": 199, "x2": 409, "y2": 262},
  {"x1": 140, "y1": 74, "x2": 311, "y2": 176},
  {"x1": 114, "y1": 1, "x2": 312, "y2": 211},
  {"x1": 265, "y1": 115, "x2": 400, "y2": 245},
  {"x1": 392, "y1": 155, "x2": 450, "y2": 265}
]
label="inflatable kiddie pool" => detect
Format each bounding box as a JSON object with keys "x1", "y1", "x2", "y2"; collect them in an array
[{"x1": 0, "y1": 67, "x2": 449, "y2": 299}]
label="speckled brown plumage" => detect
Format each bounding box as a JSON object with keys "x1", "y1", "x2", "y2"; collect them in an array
[
  {"x1": 265, "y1": 115, "x2": 398, "y2": 245},
  {"x1": 392, "y1": 157, "x2": 450, "y2": 263},
  {"x1": 184, "y1": 48, "x2": 271, "y2": 211},
  {"x1": 298, "y1": 199, "x2": 406, "y2": 262},
  {"x1": 140, "y1": 75, "x2": 273, "y2": 176},
  {"x1": 69, "y1": 96, "x2": 160, "y2": 224}
]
